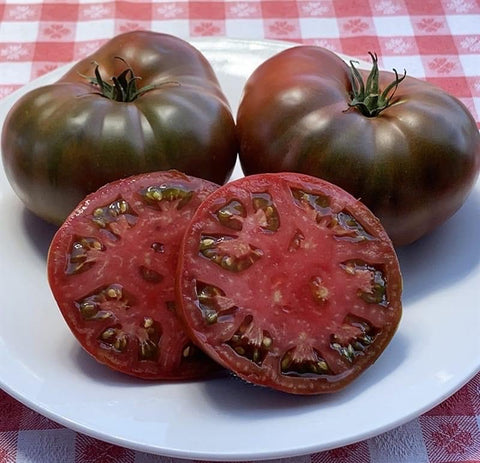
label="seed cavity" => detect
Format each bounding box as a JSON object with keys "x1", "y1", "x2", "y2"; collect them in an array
[
  {"x1": 226, "y1": 315, "x2": 272, "y2": 365},
  {"x1": 180, "y1": 342, "x2": 211, "y2": 364},
  {"x1": 66, "y1": 236, "x2": 104, "y2": 275},
  {"x1": 280, "y1": 345, "x2": 331, "y2": 377},
  {"x1": 99, "y1": 327, "x2": 128, "y2": 353},
  {"x1": 215, "y1": 199, "x2": 246, "y2": 231},
  {"x1": 330, "y1": 314, "x2": 379, "y2": 363},
  {"x1": 75, "y1": 283, "x2": 131, "y2": 321},
  {"x1": 91, "y1": 198, "x2": 138, "y2": 238},
  {"x1": 341, "y1": 260, "x2": 387, "y2": 306},
  {"x1": 252, "y1": 192, "x2": 280, "y2": 232},
  {"x1": 329, "y1": 211, "x2": 375, "y2": 242},
  {"x1": 291, "y1": 188, "x2": 331, "y2": 215},
  {"x1": 138, "y1": 316, "x2": 162, "y2": 361},
  {"x1": 140, "y1": 184, "x2": 194, "y2": 209},
  {"x1": 199, "y1": 234, "x2": 263, "y2": 272},
  {"x1": 196, "y1": 282, "x2": 237, "y2": 324},
  {"x1": 138, "y1": 339, "x2": 158, "y2": 360}
]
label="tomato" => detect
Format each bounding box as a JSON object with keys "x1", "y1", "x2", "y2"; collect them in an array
[
  {"x1": 47, "y1": 170, "x2": 222, "y2": 380},
  {"x1": 176, "y1": 172, "x2": 402, "y2": 394},
  {"x1": 236, "y1": 47, "x2": 480, "y2": 246},
  {"x1": 2, "y1": 31, "x2": 237, "y2": 225}
]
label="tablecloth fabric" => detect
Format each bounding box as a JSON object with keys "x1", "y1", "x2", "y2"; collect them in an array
[
  {"x1": 0, "y1": 0, "x2": 479, "y2": 127},
  {"x1": 0, "y1": 1, "x2": 479, "y2": 462}
]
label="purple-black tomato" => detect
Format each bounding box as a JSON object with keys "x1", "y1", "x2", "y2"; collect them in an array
[
  {"x1": 237, "y1": 46, "x2": 480, "y2": 246},
  {"x1": 2, "y1": 31, "x2": 237, "y2": 225}
]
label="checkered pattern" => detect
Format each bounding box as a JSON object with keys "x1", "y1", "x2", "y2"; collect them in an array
[
  {"x1": 0, "y1": 373, "x2": 479, "y2": 462},
  {"x1": 0, "y1": 1, "x2": 479, "y2": 462},
  {"x1": 0, "y1": 0, "x2": 478, "y2": 125}
]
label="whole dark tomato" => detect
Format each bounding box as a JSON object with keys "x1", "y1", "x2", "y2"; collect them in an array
[
  {"x1": 48, "y1": 170, "x2": 222, "y2": 380},
  {"x1": 2, "y1": 31, "x2": 237, "y2": 225},
  {"x1": 236, "y1": 46, "x2": 480, "y2": 246},
  {"x1": 176, "y1": 172, "x2": 402, "y2": 394}
]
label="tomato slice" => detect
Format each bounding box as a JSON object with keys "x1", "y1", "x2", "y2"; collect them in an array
[
  {"x1": 48, "y1": 170, "x2": 221, "y2": 379},
  {"x1": 176, "y1": 173, "x2": 402, "y2": 394}
]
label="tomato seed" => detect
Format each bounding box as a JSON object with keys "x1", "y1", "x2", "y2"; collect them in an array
[
  {"x1": 234, "y1": 346, "x2": 246, "y2": 355},
  {"x1": 205, "y1": 310, "x2": 218, "y2": 324},
  {"x1": 79, "y1": 301, "x2": 98, "y2": 319},
  {"x1": 143, "y1": 317, "x2": 154, "y2": 329},
  {"x1": 101, "y1": 328, "x2": 116, "y2": 341},
  {"x1": 106, "y1": 286, "x2": 122, "y2": 299},
  {"x1": 199, "y1": 237, "x2": 215, "y2": 250},
  {"x1": 262, "y1": 337, "x2": 272, "y2": 348}
]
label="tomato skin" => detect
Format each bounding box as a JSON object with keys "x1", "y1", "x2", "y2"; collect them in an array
[
  {"x1": 236, "y1": 46, "x2": 480, "y2": 246},
  {"x1": 176, "y1": 172, "x2": 402, "y2": 394},
  {"x1": 47, "y1": 170, "x2": 222, "y2": 380},
  {"x1": 2, "y1": 31, "x2": 237, "y2": 225}
]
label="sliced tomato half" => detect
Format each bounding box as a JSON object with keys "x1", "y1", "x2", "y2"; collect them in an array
[
  {"x1": 48, "y1": 170, "x2": 221, "y2": 380},
  {"x1": 176, "y1": 172, "x2": 402, "y2": 394}
]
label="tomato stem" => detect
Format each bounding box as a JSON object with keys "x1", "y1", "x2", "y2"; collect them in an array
[
  {"x1": 348, "y1": 52, "x2": 406, "y2": 117},
  {"x1": 81, "y1": 57, "x2": 179, "y2": 102}
]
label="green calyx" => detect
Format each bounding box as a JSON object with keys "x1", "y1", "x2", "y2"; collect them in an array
[
  {"x1": 82, "y1": 57, "x2": 177, "y2": 102},
  {"x1": 348, "y1": 52, "x2": 406, "y2": 117}
]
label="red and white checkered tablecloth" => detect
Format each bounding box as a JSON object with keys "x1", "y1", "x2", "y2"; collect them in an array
[
  {"x1": 0, "y1": 0, "x2": 479, "y2": 127},
  {"x1": 0, "y1": 1, "x2": 479, "y2": 463}
]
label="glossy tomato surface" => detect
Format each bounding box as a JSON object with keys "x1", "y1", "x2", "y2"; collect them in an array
[
  {"x1": 48, "y1": 170, "x2": 221, "y2": 380},
  {"x1": 176, "y1": 172, "x2": 402, "y2": 394},
  {"x1": 2, "y1": 31, "x2": 237, "y2": 225},
  {"x1": 236, "y1": 46, "x2": 480, "y2": 246}
]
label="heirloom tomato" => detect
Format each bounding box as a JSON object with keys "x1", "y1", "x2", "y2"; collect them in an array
[
  {"x1": 47, "y1": 170, "x2": 222, "y2": 380},
  {"x1": 237, "y1": 46, "x2": 480, "y2": 246},
  {"x1": 176, "y1": 172, "x2": 402, "y2": 394},
  {"x1": 2, "y1": 31, "x2": 237, "y2": 225}
]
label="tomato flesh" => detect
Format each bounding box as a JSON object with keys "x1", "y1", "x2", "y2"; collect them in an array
[
  {"x1": 48, "y1": 170, "x2": 221, "y2": 379},
  {"x1": 177, "y1": 173, "x2": 402, "y2": 394}
]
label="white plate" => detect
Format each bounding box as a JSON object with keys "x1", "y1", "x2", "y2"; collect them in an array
[{"x1": 0, "y1": 38, "x2": 479, "y2": 461}]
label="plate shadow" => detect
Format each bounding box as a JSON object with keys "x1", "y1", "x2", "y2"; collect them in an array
[{"x1": 22, "y1": 208, "x2": 58, "y2": 261}]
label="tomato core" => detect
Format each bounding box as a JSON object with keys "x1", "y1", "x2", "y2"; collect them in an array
[
  {"x1": 348, "y1": 52, "x2": 407, "y2": 117},
  {"x1": 83, "y1": 57, "x2": 175, "y2": 102}
]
